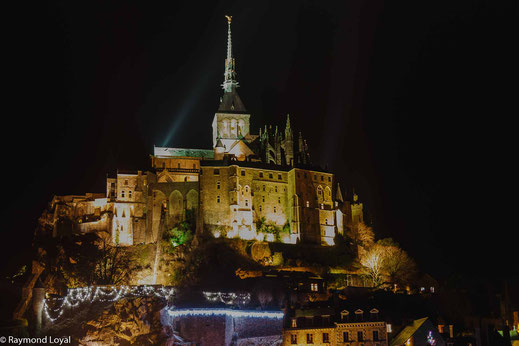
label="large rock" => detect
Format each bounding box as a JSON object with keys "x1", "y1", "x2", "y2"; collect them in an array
[{"x1": 76, "y1": 297, "x2": 167, "y2": 345}]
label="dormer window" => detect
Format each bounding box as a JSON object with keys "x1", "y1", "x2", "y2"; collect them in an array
[
  {"x1": 355, "y1": 309, "x2": 364, "y2": 321},
  {"x1": 370, "y1": 308, "x2": 380, "y2": 321},
  {"x1": 310, "y1": 283, "x2": 318, "y2": 292},
  {"x1": 340, "y1": 310, "x2": 350, "y2": 321}
]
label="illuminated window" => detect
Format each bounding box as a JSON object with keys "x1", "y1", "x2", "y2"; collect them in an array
[
  {"x1": 306, "y1": 333, "x2": 313, "y2": 344},
  {"x1": 278, "y1": 174, "x2": 282, "y2": 180},
  {"x1": 241, "y1": 170, "x2": 245, "y2": 176},
  {"x1": 217, "y1": 181, "x2": 220, "y2": 189},
  {"x1": 291, "y1": 318, "x2": 297, "y2": 328},
  {"x1": 217, "y1": 196, "x2": 220, "y2": 203},
  {"x1": 290, "y1": 334, "x2": 297, "y2": 344},
  {"x1": 214, "y1": 169, "x2": 220, "y2": 175},
  {"x1": 430, "y1": 286, "x2": 435, "y2": 293},
  {"x1": 323, "y1": 333, "x2": 329, "y2": 343},
  {"x1": 343, "y1": 331, "x2": 349, "y2": 341},
  {"x1": 306, "y1": 201, "x2": 309, "y2": 207},
  {"x1": 387, "y1": 324, "x2": 392, "y2": 333},
  {"x1": 259, "y1": 172, "x2": 264, "y2": 178},
  {"x1": 310, "y1": 283, "x2": 318, "y2": 292}
]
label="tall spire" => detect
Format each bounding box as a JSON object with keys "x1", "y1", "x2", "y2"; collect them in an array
[{"x1": 222, "y1": 15, "x2": 238, "y2": 93}]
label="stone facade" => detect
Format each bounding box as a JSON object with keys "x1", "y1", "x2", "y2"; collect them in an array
[
  {"x1": 41, "y1": 18, "x2": 364, "y2": 247},
  {"x1": 283, "y1": 310, "x2": 388, "y2": 346}
]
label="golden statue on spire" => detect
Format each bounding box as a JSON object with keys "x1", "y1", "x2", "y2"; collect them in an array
[{"x1": 225, "y1": 15, "x2": 232, "y2": 24}]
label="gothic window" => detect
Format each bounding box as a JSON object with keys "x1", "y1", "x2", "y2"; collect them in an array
[
  {"x1": 275, "y1": 186, "x2": 278, "y2": 193},
  {"x1": 259, "y1": 205, "x2": 262, "y2": 212},
  {"x1": 245, "y1": 200, "x2": 248, "y2": 206},
  {"x1": 245, "y1": 186, "x2": 249, "y2": 193},
  {"x1": 262, "y1": 185, "x2": 265, "y2": 191},
  {"x1": 262, "y1": 196, "x2": 265, "y2": 202},
  {"x1": 217, "y1": 181, "x2": 220, "y2": 189},
  {"x1": 278, "y1": 197, "x2": 281, "y2": 203},
  {"x1": 278, "y1": 174, "x2": 282, "y2": 180},
  {"x1": 325, "y1": 218, "x2": 328, "y2": 225},
  {"x1": 274, "y1": 206, "x2": 277, "y2": 213},
  {"x1": 129, "y1": 191, "x2": 132, "y2": 198},
  {"x1": 269, "y1": 173, "x2": 273, "y2": 179},
  {"x1": 217, "y1": 196, "x2": 220, "y2": 203},
  {"x1": 121, "y1": 190, "x2": 125, "y2": 198},
  {"x1": 214, "y1": 169, "x2": 220, "y2": 175}
]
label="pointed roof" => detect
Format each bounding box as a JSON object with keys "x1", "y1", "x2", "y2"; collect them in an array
[
  {"x1": 218, "y1": 89, "x2": 246, "y2": 112},
  {"x1": 218, "y1": 16, "x2": 246, "y2": 113},
  {"x1": 215, "y1": 139, "x2": 225, "y2": 148}
]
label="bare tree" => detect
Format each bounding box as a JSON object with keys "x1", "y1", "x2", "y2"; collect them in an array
[{"x1": 360, "y1": 244, "x2": 385, "y2": 286}]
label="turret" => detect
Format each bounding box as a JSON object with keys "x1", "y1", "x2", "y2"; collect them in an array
[{"x1": 284, "y1": 114, "x2": 294, "y2": 166}]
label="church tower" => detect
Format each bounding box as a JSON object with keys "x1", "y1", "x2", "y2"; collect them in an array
[{"x1": 212, "y1": 16, "x2": 251, "y2": 151}]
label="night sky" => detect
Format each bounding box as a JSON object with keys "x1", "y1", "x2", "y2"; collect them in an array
[{"x1": 2, "y1": 1, "x2": 517, "y2": 280}]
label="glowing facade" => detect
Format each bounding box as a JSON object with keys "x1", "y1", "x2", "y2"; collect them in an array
[{"x1": 42, "y1": 17, "x2": 363, "y2": 246}]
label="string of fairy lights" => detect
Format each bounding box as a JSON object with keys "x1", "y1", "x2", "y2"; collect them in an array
[
  {"x1": 202, "y1": 291, "x2": 251, "y2": 306},
  {"x1": 43, "y1": 285, "x2": 176, "y2": 323},
  {"x1": 166, "y1": 308, "x2": 284, "y2": 319}
]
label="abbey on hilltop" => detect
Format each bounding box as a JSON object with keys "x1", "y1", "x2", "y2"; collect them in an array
[{"x1": 42, "y1": 17, "x2": 364, "y2": 246}]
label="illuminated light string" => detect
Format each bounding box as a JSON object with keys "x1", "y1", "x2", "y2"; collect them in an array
[
  {"x1": 43, "y1": 285, "x2": 175, "y2": 323},
  {"x1": 203, "y1": 291, "x2": 251, "y2": 306},
  {"x1": 427, "y1": 331, "x2": 437, "y2": 345},
  {"x1": 166, "y1": 308, "x2": 284, "y2": 319}
]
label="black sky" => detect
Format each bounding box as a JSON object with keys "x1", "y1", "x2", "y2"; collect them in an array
[{"x1": 2, "y1": 1, "x2": 517, "y2": 280}]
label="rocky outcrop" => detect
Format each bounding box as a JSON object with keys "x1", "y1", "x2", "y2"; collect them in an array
[{"x1": 78, "y1": 297, "x2": 167, "y2": 345}]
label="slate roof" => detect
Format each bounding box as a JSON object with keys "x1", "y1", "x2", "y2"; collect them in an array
[
  {"x1": 218, "y1": 89, "x2": 247, "y2": 113},
  {"x1": 390, "y1": 317, "x2": 429, "y2": 346}
]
